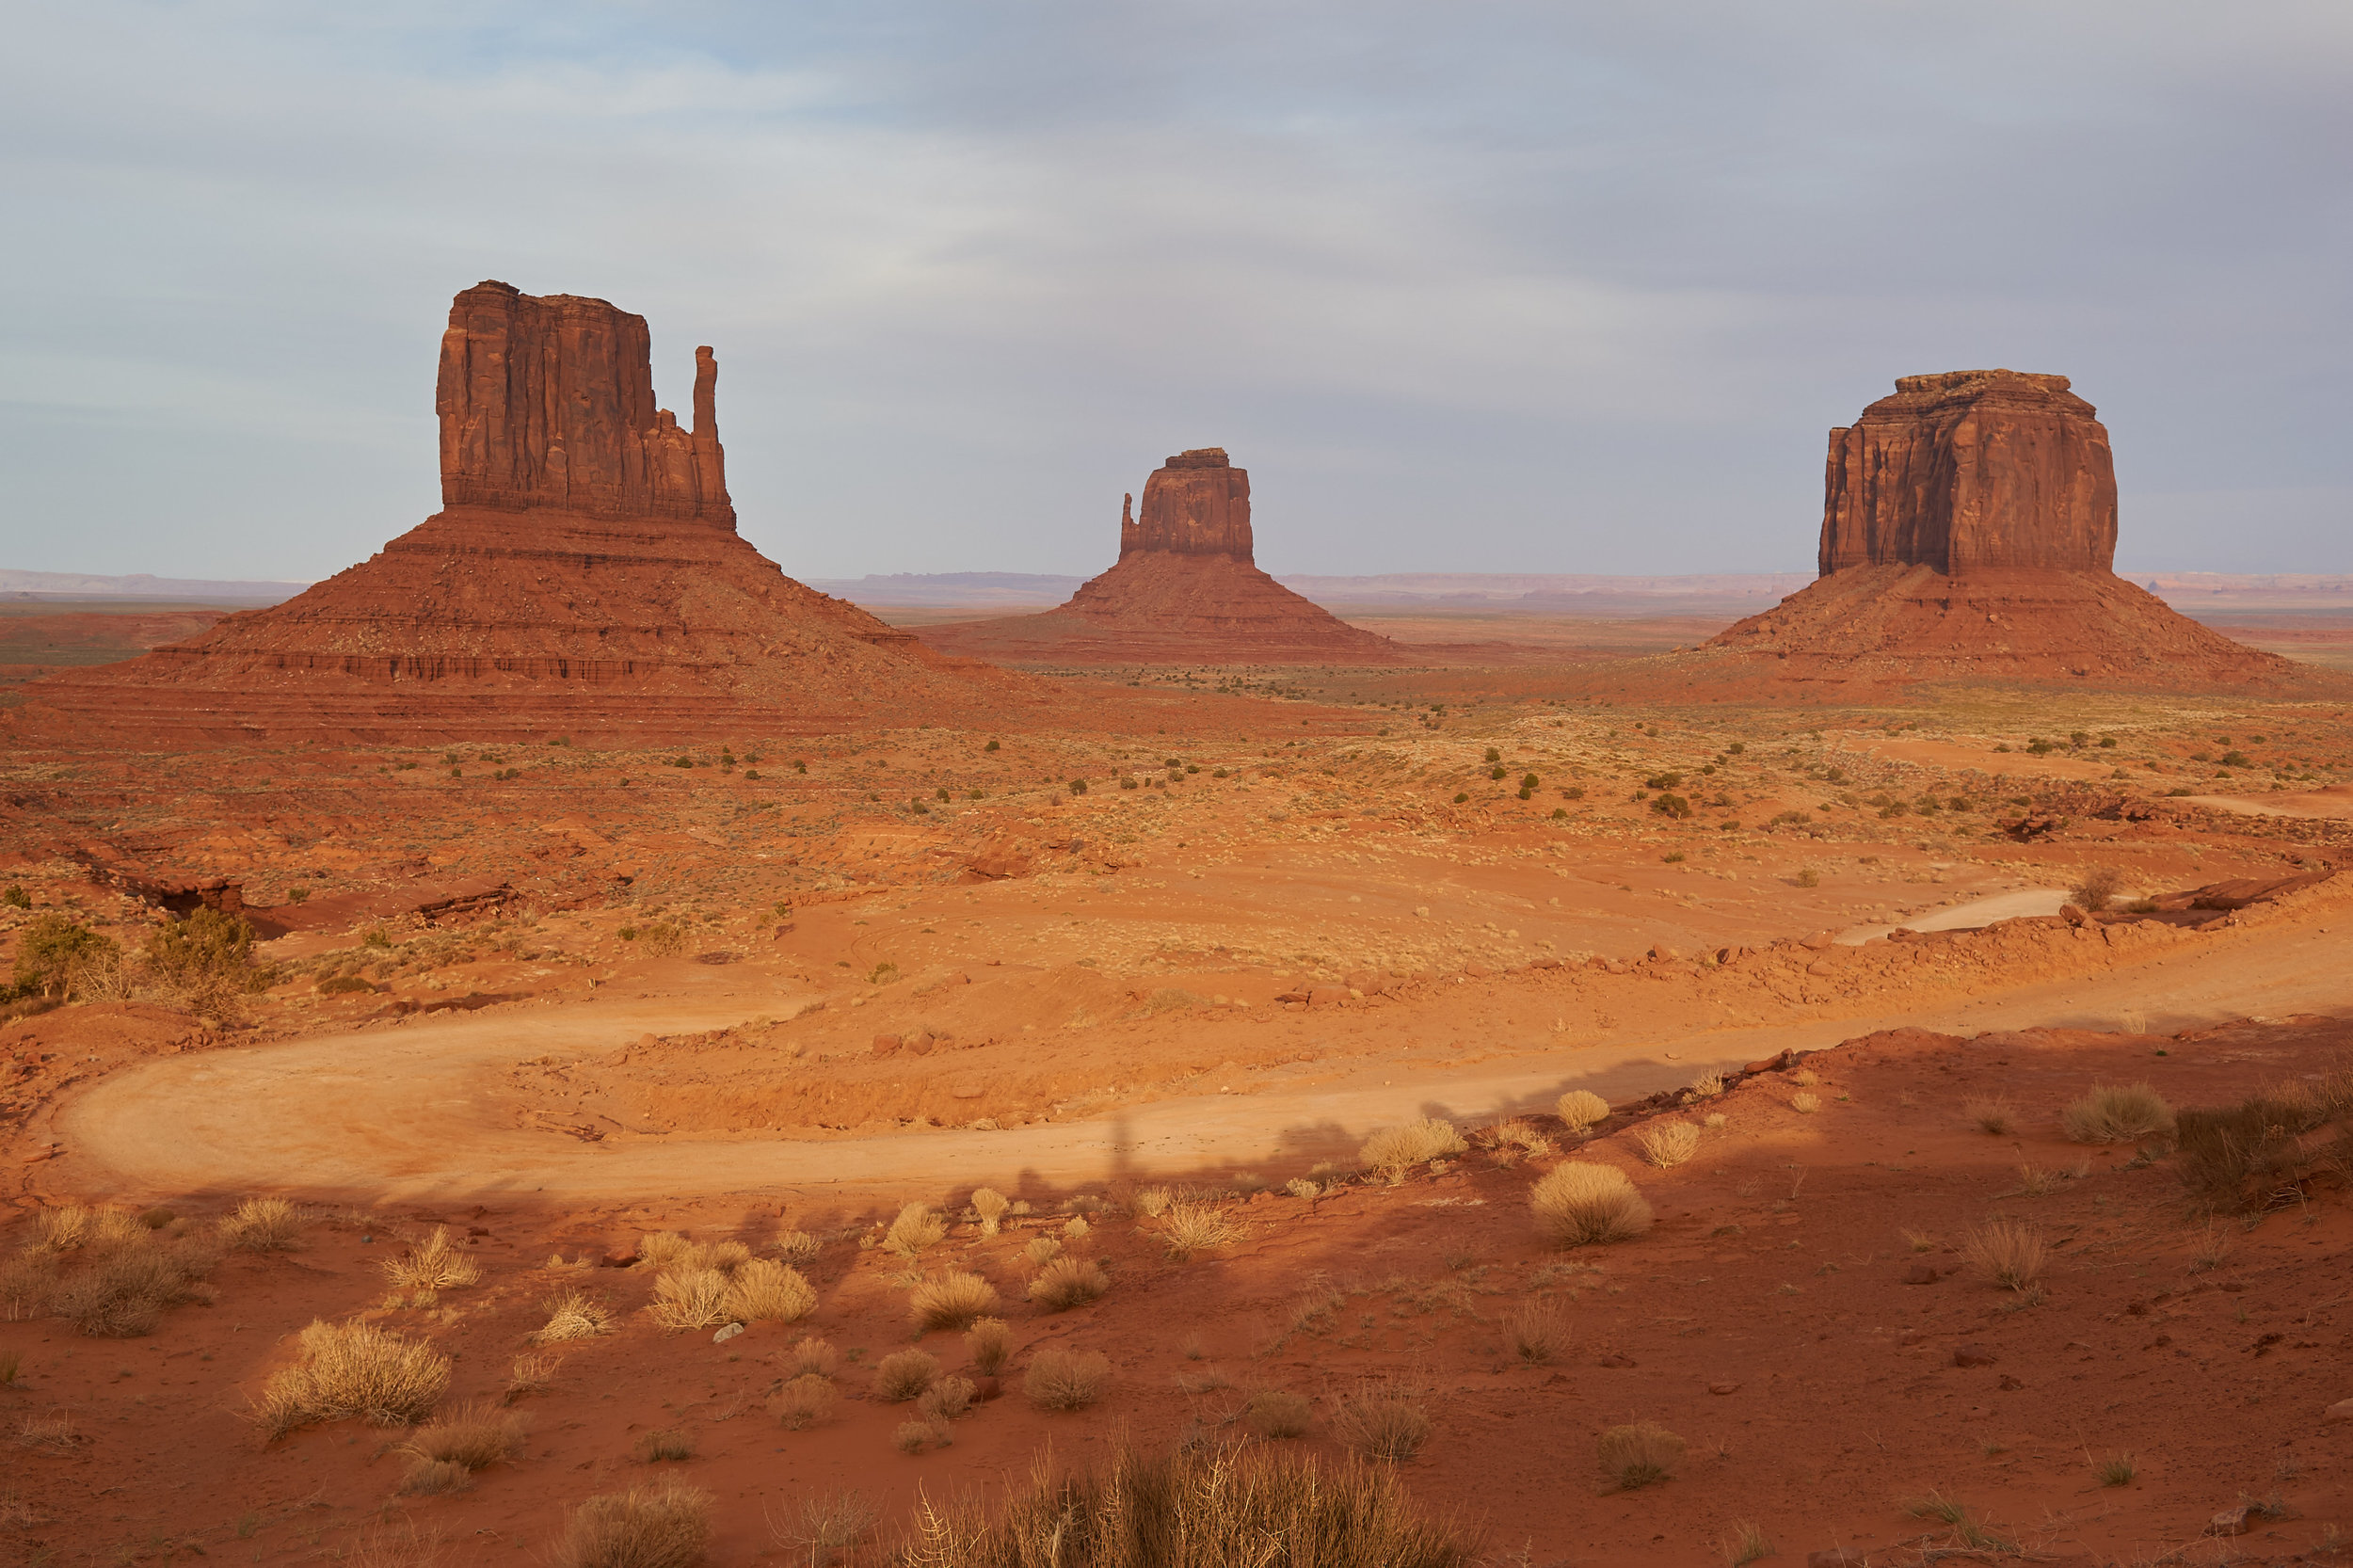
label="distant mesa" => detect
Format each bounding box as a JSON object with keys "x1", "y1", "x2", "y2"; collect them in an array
[
  {"x1": 1693, "y1": 370, "x2": 2316, "y2": 691},
  {"x1": 918, "y1": 448, "x2": 1401, "y2": 666},
  {"x1": 11, "y1": 281, "x2": 1018, "y2": 745}
]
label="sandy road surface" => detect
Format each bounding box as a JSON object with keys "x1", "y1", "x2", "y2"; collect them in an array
[{"x1": 51, "y1": 904, "x2": 2353, "y2": 1205}]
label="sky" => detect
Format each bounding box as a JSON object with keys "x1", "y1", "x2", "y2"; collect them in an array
[{"x1": 3, "y1": 1, "x2": 2348, "y2": 583}]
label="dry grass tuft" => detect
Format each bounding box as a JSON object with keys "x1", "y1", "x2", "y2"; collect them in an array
[
  {"x1": 1023, "y1": 1347, "x2": 1110, "y2": 1411},
  {"x1": 1360, "y1": 1117, "x2": 1467, "y2": 1181},
  {"x1": 1530, "y1": 1163, "x2": 1654, "y2": 1247},
  {"x1": 1789, "y1": 1067, "x2": 1819, "y2": 1087},
  {"x1": 770, "y1": 1374, "x2": 836, "y2": 1431},
  {"x1": 909, "y1": 1271, "x2": 1000, "y2": 1333},
  {"x1": 1963, "y1": 1096, "x2": 2014, "y2": 1135},
  {"x1": 873, "y1": 1349, "x2": 940, "y2": 1402},
  {"x1": 722, "y1": 1258, "x2": 816, "y2": 1323},
  {"x1": 403, "y1": 1400, "x2": 523, "y2": 1471},
  {"x1": 1597, "y1": 1421, "x2": 1684, "y2": 1490},
  {"x1": 1022, "y1": 1235, "x2": 1063, "y2": 1268},
  {"x1": 1555, "y1": 1090, "x2": 1610, "y2": 1131},
  {"x1": 1027, "y1": 1257, "x2": 1109, "y2": 1313},
  {"x1": 1964, "y1": 1219, "x2": 2049, "y2": 1292},
  {"x1": 1790, "y1": 1092, "x2": 1821, "y2": 1114},
  {"x1": 1246, "y1": 1389, "x2": 1312, "y2": 1439},
  {"x1": 919, "y1": 1374, "x2": 977, "y2": 1423},
  {"x1": 218, "y1": 1197, "x2": 302, "y2": 1253},
  {"x1": 1688, "y1": 1070, "x2": 1725, "y2": 1098},
  {"x1": 2063, "y1": 1082, "x2": 2175, "y2": 1143},
  {"x1": 964, "y1": 1318, "x2": 1011, "y2": 1376},
  {"x1": 1160, "y1": 1200, "x2": 1244, "y2": 1260},
  {"x1": 785, "y1": 1336, "x2": 839, "y2": 1379},
  {"x1": 774, "y1": 1228, "x2": 822, "y2": 1265},
  {"x1": 257, "y1": 1320, "x2": 451, "y2": 1438},
  {"x1": 2093, "y1": 1451, "x2": 2136, "y2": 1486},
  {"x1": 506, "y1": 1353, "x2": 556, "y2": 1402},
  {"x1": 534, "y1": 1291, "x2": 615, "y2": 1344},
  {"x1": 637, "y1": 1428, "x2": 696, "y2": 1463},
  {"x1": 555, "y1": 1480, "x2": 710, "y2": 1568},
  {"x1": 1502, "y1": 1302, "x2": 1570, "y2": 1365},
  {"x1": 398, "y1": 1458, "x2": 472, "y2": 1497},
  {"x1": 893, "y1": 1420, "x2": 933, "y2": 1455},
  {"x1": 51, "y1": 1238, "x2": 216, "y2": 1337},
  {"x1": 970, "y1": 1189, "x2": 1010, "y2": 1236},
  {"x1": 381, "y1": 1228, "x2": 481, "y2": 1292},
  {"x1": 1723, "y1": 1521, "x2": 1771, "y2": 1565},
  {"x1": 1, "y1": 1254, "x2": 56, "y2": 1321},
  {"x1": 647, "y1": 1269, "x2": 731, "y2": 1332},
  {"x1": 897, "y1": 1442, "x2": 1471, "y2": 1567},
  {"x1": 884, "y1": 1204, "x2": 948, "y2": 1257},
  {"x1": 1332, "y1": 1381, "x2": 1432, "y2": 1463},
  {"x1": 1636, "y1": 1122, "x2": 1702, "y2": 1168},
  {"x1": 638, "y1": 1232, "x2": 749, "y2": 1273},
  {"x1": 2069, "y1": 865, "x2": 2126, "y2": 912}
]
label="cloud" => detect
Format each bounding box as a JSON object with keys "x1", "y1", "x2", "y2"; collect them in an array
[{"x1": 1, "y1": 0, "x2": 2347, "y2": 580}]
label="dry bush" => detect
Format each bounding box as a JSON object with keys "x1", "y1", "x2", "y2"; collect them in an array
[
  {"x1": 965, "y1": 1318, "x2": 1012, "y2": 1376},
  {"x1": 1530, "y1": 1163, "x2": 1654, "y2": 1248},
  {"x1": 1636, "y1": 1122, "x2": 1702, "y2": 1169},
  {"x1": 403, "y1": 1400, "x2": 523, "y2": 1471},
  {"x1": 1964, "y1": 1220, "x2": 2049, "y2": 1291},
  {"x1": 1688, "y1": 1070, "x2": 1725, "y2": 1098},
  {"x1": 1556, "y1": 1090, "x2": 1610, "y2": 1131},
  {"x1": 639, "y1": 1232, "x2": 749, "y2": 1273},
  {"x1": 14, "y1": 1410, "x2": 79, "y2": 1456},
  {"x1": 555, "y1": 1480, "x2": 711, "y2": 1568},
  {"x1": 1597, "y1": 1421, "x2": 1684, "y2": 1490},
  {"x1": 873, "y1": 1349, "x2": 940, "y2": 1402},
  {"x1": 1790, "y1": 1092, "x2": 1821, "y2": 1114},
  {"x1": 2178, "y1": 1085, "x2": 2345, "y2": 1212},
  {"x1": 1131, "y1": 1186, "x2": 1173, "y2": 1218},
  {"x1": 1160, "y1": 1200, "x2": 1243, "y2": 1260},
  {"x1": 399, "y1": 1458, "x2": 472, "y2": 1496},
  {"x1": 506, "y1": 1353, "x2": 556, "y2": 1402},
  {"x1": 648, "y1": 1269, "x2": 731, "y2": 1332},
  {"x1": 1502, "y1": 1302, "x2": 1570, "y2": 1365},
  {"x1": 52, "y1": 1240, "x2": 215, "y2": 1337},
  {"x1": 970, "y1": 1189, "x2": 1010, "y2": 1236},
  {"x1": 1022, "y1": 1236, "x2": 1063, "y2": 1268},
  {"x1": 723, "y1": 1259, "x2": 816, "y2": 1323},
  {"x1": 1332, "y1": 1382, "x2": 1432, "y2": 1462},
  {"x1": 29, "y1": 1206, "x2": 96, "y2": 1253},
  {"x1": 1245, "y1": 1388, "x2": 1312, "y2": 1438},
  {"x1": 1360, "y1": 1118, "x2": 1468, "y2": 1181},
  {"x1": 884, "y1": 1204, "x2": 948, "y2": 1258},
  {"x1": 2069, "y1": 865, "x2": 2126, "y2": 912},
  {"x1": 0, "y1": 1254, "x2": 56, "y2": 1321},
  {"x1": 898, "y1": 1442, "x2": 1472, "y2": 1567},
  {"x1": 258, "y1": 1320, "x2": 451, "y2": 1437},
  {"x1": 345, "y1": 1518, "x2": 447, "y2": 1568},
  {"x1": 638, "y1": 1429, "x2": 695, "y2": 1463},
  {"x1": 218, "y1": 1197, "x2": 301, "y2": 1253},
  {"x1": 1023, "y1": 1347, "x2": 1110, "y2": 1411},
  {"x1": 770, "y1": 1374, "x2": 836, "y2": 1432},
  {"x1": 383, "y1": 1227, "x2": 482, "y2": 1292},
  {"x1": 1063, "y1": 1216, "x2": 1093, "y2": 1240},
  {"x1": 2063, "y1": 1082, "x2": 2174, "y2": 1143},
  {"x1": 1724, "y1": 1521, "x2": 1771, "y2": 1565},
  {"x1": 774, "y1": 1228, "x2": 822, "y2": 1265},
  {"x1": 785, "y1": 1336, "x2": 839, "y2": 1378},
  {"x1": 920, "y1": 1374, "x2": 977, "y2": 1423},
  {"x1": 893, "y1": 1421, "x2": 933, "y2": 1455},
  {"x1": 1481, "y1": 1120, "x2": 1553, "y2": 1164},
  {"x1": 1027, "y1": 1257, "x2": 1109, "y2": 1312},
  {"x1": 767, "y1": 1489, "x2": 875, "y2": 1564},
  {"x1": 1789, "y1": 1067, "x2": 1819, "y2": 1087},
  {"x1": 910, "y1": 1271, "x2": 1000, "y2": 1332},
  {"x1": 535, "y1": 1292, "x2": 615, "y2": 1344},
  {"x1": 1963, "y1": 1096, "x2": 2013, "y2": 1135}
]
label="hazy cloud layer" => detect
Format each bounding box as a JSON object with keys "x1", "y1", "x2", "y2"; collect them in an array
[{"x1": 4, "y1": 1, "x2": 2347, "y2": 581}]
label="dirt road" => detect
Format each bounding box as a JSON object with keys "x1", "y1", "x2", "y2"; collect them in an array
[{"x1": 48, "y1": 899, "x2": 2352, "y2": 1205}]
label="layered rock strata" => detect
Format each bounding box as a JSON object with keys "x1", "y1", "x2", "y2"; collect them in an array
[
  {"x1": 920, "y1": 448, "x2": 1400, "y2": 666},
  {"x1": 1695, "y1": 371, "x2": 2310, "y2": 691},
  {"x1": 14, "y1": 283, "x2": 1016, "y2": 744}
]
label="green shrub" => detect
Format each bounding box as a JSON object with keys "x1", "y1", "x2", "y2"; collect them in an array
[
  {"x1": 3, "y1": 885, "x2": 31, "y2": 910},
  {"x1": 1650, "y1": 793, "x2": 1693, "y2": 819},
  {"x1": 10, "y1": 914, "x2": 118, "y2": 999}
]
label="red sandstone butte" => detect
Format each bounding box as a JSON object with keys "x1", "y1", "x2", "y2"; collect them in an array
[
  {"x1": 919, "y1": 448, "x2": 1401, "y2": 666},
  {"x1": 12, "y1": 282, "x2": 1020, "y2": 745},
  {"x1": 1691, "y1": 370, "x2": 2319, "y2": 692}
]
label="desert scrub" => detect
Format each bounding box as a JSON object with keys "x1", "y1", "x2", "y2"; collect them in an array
[
  {"x1": 381, "y1": 1227, "x2": 481, "y2": 1291},
  {"x1": 535, "y1": 1292, "x2": 616, "y2": 1344},
  {"x1": 1160, "y1": 1199, "x2": 1244, "y2": 1260},
  {"x1": 1556, "y1": 1089, "x2": 1610, "y2": 1132},
  {"x1": 1332, "y1": 1381, "x2": 1432, "y2": 1462},
  {"x1": 258, "y1": 1320, "x2": 451, "y2": 1437},
  {"x1": 919, "y1": 1374, "x2": 978, "y2": 1423},
  {"x1": 2177, "y1": 1075, "x2": 2353, "y2": 1210},
  {"x1": 884, "y1": 1203, "x2": 948, "y2": 1257},
  {"x1": 50, "y1": 1237, "x2": 217, "y2": 1337},
  {"x1": 2063, "y1": 1081, "x2": 2175, "y2": 1143},
  {"x1": 1790, "y1": 1092, "x2": 1821, "y2": 1114},
  {"x1": 898, "y1": 1442, "x2": 1472, "y2": 1567},
  {"x1": 400, "y1": 1400, "x2": 523, "y2": 1474},
  {"x1": 910, "y1": 1271, "x2": 1000, "y2": 1332},
  {"x1": 1963, "y1": 1096, "x2": 2013, "y2": 1135},
  {"x1": 970, "y1": 1188, "x2": 1010, "y2": 1236},
  {"x1": 770, "y1": 1374, "x2": 836, "y2": 1431},
  {"x1": 1242, "y1": 1388, "x2": 1313, "y2": 1439},
  {"x1": 1635, "y1": 1121, "x2": 1702, "y2": 1168},
  {"x1": 506, "y1": 1352, "x2": 556, "y2": 1401},
  {"x1": 1530, "y1": 1163, "x2": 1653, "y2": 1247},
  {"x1": 2069, "y1": 865, "x2": 2126, "y2": 911},
  {"x1": 637, "y1": 1429, "x2": 696, "y2": 1463},
  {"x1": 647, "y1": 1269, "x2": 731, "y2": 1332},
  {"x1": 217, "y1": 1197, "x2": 301, "y2": 1252},
  {"x1": 786, "y1": 1336, "x2": 839, "y2": 1378},
  {"x1": 555, "y1": 1480, "x2": 710, "y2": 1568},
  {"x1": 1023, "y1": 1347, "x2": 1111, "y2": 1411},
  {"x1": 1027, "y1": 1256, "x2": 1109, "y2": 1312},
  {"x1": 873, "y1": 1349, "x2": 940, "y2": 1402},
  {"x1": 1502, "y1": 1303, "x2": 1570, "y2": 1365},
  {"x1": 1360, "y1": 1117, "x2": 1467, "y2": 1181},
  {"x1": 1964, "y1": 1219, "x2": 2049, "y2": 1292},
  {"x1": 1598, "y1": 1422, "x2": 1684, "y2": 1490},
  {"x1": 637, "y1": 1231, "x2": 749, "y2": 1273},
  {"x1": 774, "y1": 1227, "x2": 822, "y2": 1265},
  {"x1": 964, "y1": 1318, "x2": 1011, "y2": 1375},
  {"x1": 722, "y1": 1258, "x2": 816, "y2": 1323}
]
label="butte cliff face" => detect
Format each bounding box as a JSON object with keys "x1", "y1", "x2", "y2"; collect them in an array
[
  {"x1": 1692, "y1": 371, "x2": 2309, "y2": 693},
  {"x1": 919, "y1": 448, "x2": 1400, "y2": 666},
  {"x1": 15, "y1": 282, "x2": 1019, "y2": 744}
]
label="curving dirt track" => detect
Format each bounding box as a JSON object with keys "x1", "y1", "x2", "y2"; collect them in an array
[{"x1": 53, "y1": 894, "x2": 2353, "y2": 1205}]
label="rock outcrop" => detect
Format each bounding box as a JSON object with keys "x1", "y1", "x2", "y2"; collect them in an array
[
  {"x1": 12, "y1": 282, "x2": 1022, "y2": 744},
  {"x1": 1685, "y1": 371, "x2": 2320, "y2": 694},
  {"x1": 918, "y1": 448, "x2": 1400, "y2": 666}
]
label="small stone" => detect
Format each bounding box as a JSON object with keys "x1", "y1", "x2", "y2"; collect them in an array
[
  {"x1": 1708, "y1": 1382, "x2": 1739, "y2": 1396},
  {"x1": 1952, "y1": 1344, "x2": 1996, "y2": 1368},
  {"x1": 2325, "y1": 1398, "x2": 2353, "y2": 1424},
  {"x1": 1595, "y1": 1352, "x2": 1637, "y2": 1368},
  {"x1": 2205, "y1": 1505, "x2": 2252, "y2": 1537},
  {"x1": 871, "y1": 1032, "x2": 902, "y2": 1058},
  {"x1": 712, "y1": 1322, "x2": 744, "y2": 1345},
  {"x1": 1997, "y1": 1374, "x2": 2024, "y2": 1391}
]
